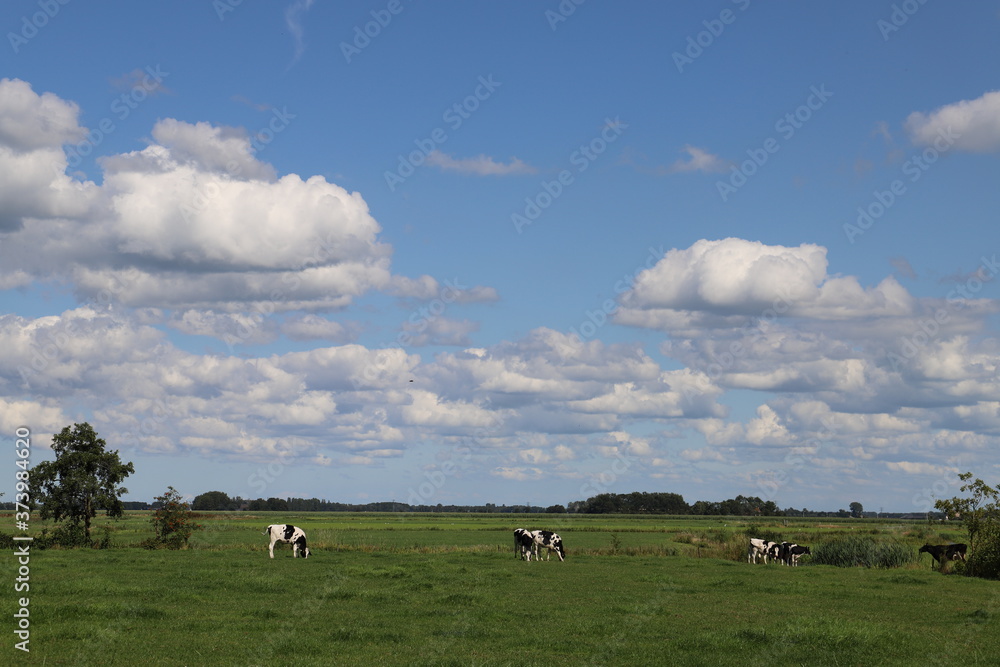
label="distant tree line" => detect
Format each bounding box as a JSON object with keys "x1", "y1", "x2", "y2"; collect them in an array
[
  {"x1": 574, "y1": 492, "x2": 782, "y2": 515},
  {"x1": 183, "y1": 491, "x2": 567, "y2": 514}
]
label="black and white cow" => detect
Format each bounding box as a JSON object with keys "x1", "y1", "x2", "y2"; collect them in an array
[
  {"x1": 947, "y1": 543, "x2": 968, "y2": 561},
  {"x1": 513, "y1": 528, "x2": 535, "y2": 561},
  {"x1": 748, "y1": 538, "x2": 778, "y2": 564},
  {"x1": 768, "y1": 541, "x2": 791, "y2": 564},
  {"x1": 786, "y1": 544, "x2": 811, "y2": 566},
  {"x1": 531, "y1": 530, "x2": 565, "y2": 561},
  {"x1": 264, "y1": 524, "x2": 310, "y2": 559}
]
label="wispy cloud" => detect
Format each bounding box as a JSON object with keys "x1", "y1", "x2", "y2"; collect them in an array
[
  {"x1": 426, "y1": 150, "x2": 538, "y2": 176},
  {"x1": 668, "y1": 145, "x2": 729, "y2": 174},
  {"x1": 231, "y1": 94, "x2": 271, "y2": 112},
  {"x1": 109, "y1": 68, "x2": 172, "y2": 97},
  {"x1": 285, "y1": 0, "x2": 315, "y2": 66}
]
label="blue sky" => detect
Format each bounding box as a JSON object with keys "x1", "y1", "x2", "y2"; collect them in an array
[{"x1": 1, "y1": 0, "x2": 999, "y2": 512}]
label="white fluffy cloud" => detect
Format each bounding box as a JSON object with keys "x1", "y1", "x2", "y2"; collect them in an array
[
  {"x1": 0, "y1": 79, "x2": 98, "y2": 231},
  {"x1": 0, "y1": 78, "x2": 86, "y2": 151},
  {"x1": 0, "y1": 83, "x2": 502, "y2": 316},
  {"x1": 905, "y1": 90, "x2": 1000, "y2": 152},
  {"x1": 618, "y1": 238, "x2": 916, "y2": 321}
]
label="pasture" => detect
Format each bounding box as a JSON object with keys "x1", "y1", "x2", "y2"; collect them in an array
[{"x1": 4, "y1": 512, "x2": 999, "y2": 665}]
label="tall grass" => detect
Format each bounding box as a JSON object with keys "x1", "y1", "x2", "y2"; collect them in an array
[{"x1": 812, "y1": 534, "x2": 916, "y2": 568}]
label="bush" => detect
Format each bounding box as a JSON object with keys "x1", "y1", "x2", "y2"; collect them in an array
[
  {"x1": 812, "y1": 535, "x2": 915, "y2": 569},
  {"x1": 967, "y1": 523, "x2": 1000, "y2": 579},
  {"x1": 150, "y1": 486, "x2": 202, "y2": 549}
]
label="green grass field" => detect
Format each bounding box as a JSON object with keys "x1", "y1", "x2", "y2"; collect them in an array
[{"x1": 4, "y1": 513, "x2": 999, "y2": 666}]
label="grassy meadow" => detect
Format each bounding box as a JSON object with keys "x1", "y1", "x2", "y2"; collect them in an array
[{"x1": 3, "y1": 512, "x2": 999, "y2": 666}]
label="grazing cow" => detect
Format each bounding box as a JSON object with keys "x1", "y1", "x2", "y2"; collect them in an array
[
  {"x1": 946, "y1": 543, "x2": 968, "y2": 561},
  {"x1": 786, "y1": 544, "x2": 811, "y2": 566},
  {"x1": 513, "y1": 528, "x2": 534, "y2": 561},
  {"x1": 748, "y1": 538, "x2": 778, "y2": 564},
  {"x1": 531, "y1": 530, "x2": 566, "y2": 561},
  {"x1": 768, "y1": 541, "x2": 791, "y2": 565},
  {"x1": 919, "y1": 543, "x2": 967, "y2": 567},
  {"x1": 263, "y1": 524, "x2": 310, "y2": 559},
  {"x1": 918, "y1": 543, "x2": 948, "y2": 567}
]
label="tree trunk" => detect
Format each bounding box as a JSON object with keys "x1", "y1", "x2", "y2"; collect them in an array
[{"x1": 84, "y1": 496, "x2": 92, "y2": 540}]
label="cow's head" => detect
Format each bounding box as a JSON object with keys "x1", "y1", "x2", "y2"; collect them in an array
[
  {"x1": 294, "y1": 534, "x2": 310, "y2": 558},
  {"x1": 554, "y1": 535, "x2": 566, "y2": 560},
  {"x1": 918, "y1": 544, "x2": 933, "y2": 554}
]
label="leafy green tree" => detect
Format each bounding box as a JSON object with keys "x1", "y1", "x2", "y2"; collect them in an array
[
  {"x1": 192, "y1": 490, "x2": 233, "y2": 511},
  {"x1": 150, "y1": 487, "x2": 202, "y2": 549},
  {"x1": 29, "y1": 423, "x2": 134, "y2": 542},
  {"x1": 850, "y1": 501, "x2": 864, "y2": 518},
  {"x1": 935, "y1": 472, "x2": 1000, "y2": 578}
]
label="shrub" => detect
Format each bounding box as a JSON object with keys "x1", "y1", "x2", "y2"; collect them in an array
[
  {"x1": 812, "y1": 535, "x2": 915, "y2": 569},
  {"x1": 150, "y1": 486, "x2": 202, "y2": 549},
  {"x1": 967, "y1": 523, "x2": 1000, "y2": 579},
  {"x1": 936, "y1": 473, "x2": 1000, "y2": 579}
]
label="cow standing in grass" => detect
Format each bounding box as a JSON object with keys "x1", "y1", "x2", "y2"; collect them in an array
[
  {"x1": 514, "y1": 528, "x2": 534, "y2": 561},
  {"x1": 919, "y1": 543, "x2": 967, "y2": 567},
  {"x1": 264, "y1": 524, "x2": 310, "y2": 559},
  {"x1": 785, "y1": 544, "x2": 811, "y2": 566},
  {"x1": 748, "y1": 538, "x2": 777, "y2": 564},
  {"x1": 532, "y1": 530, "x2": 566, "y2": 561}
]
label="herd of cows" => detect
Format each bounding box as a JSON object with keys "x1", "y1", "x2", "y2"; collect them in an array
[
  {"x1": 748, "y1": 537, "x2": 969, "y2": 568},
  {"x1": 263, "y1": 522, "x2": 967, "y2": 569},
  {"x1": 747, "y1": 538, "x2": 811, "y2": 566}
]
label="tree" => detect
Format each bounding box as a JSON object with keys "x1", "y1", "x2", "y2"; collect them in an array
[
  {"x1": 850, "y1": 501, "x2": 864, "y2": 518},
  {"x1": 149, "y1": 487, "x2": 202, "y2": 549},
  {"x1": 29, "y1": 423, "x2": 134, "y2": 542},
  {"x1": 935, "y1": 472, "x2": 1000, "y2": 578},
  {"x1": 192, "y1": 490, "x2": 233, "y2": 511}
]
